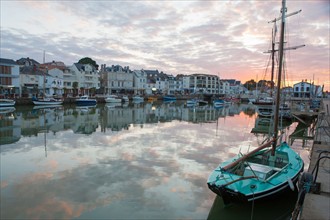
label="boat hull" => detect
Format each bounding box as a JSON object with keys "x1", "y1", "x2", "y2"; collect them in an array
[
  {"x1": 208, "y1": 167, "x2": 302, "y2": 204},
  {"x1": 76, "y1": 100, "x2": 97, "y2": 106},
  {"x1": 163, "y1": 96, "x2": 176, "y2": 101},
  {"x1": 207, "y1": 142, "x2": 304, "y2": 205},
  {"x1": 0, "y1": 99, "x2": 15, "y2": 107},
  {"x1": 33, "y1": 101, "x2": 63, "y2": 105}
]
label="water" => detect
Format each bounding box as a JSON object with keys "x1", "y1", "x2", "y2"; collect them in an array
[{"x1": 0, "y1": 101, "x2": 312, "y2": 219}]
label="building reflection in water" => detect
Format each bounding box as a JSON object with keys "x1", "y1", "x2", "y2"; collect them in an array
[{"x1": 0, "y1": 102, "x2": 256, "y2": 145}]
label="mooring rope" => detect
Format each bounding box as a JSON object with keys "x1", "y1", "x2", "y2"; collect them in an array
[{"x1": 250, "y1": 184, "x2": 256, "y2": 220}]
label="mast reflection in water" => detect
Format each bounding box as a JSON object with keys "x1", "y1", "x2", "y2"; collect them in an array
[{"x1": 0, "y1": 102, "x2": 310, "y2": 219}]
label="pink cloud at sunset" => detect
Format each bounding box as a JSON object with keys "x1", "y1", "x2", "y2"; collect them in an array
[{"x1": 0, "y1": 1, "x2": 329, "y2": 90}]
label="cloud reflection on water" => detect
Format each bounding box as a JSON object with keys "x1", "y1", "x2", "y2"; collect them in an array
[{"x1": 1, "y1": 105, "x2": 305, "y2": 219}]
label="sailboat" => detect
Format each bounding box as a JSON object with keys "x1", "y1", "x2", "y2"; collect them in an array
[
  {"x1": 32, "y1": 68, "x2": 63, "y2": 105},
  {"x1": 207, "y1": 0, "x2": 304, "y2": 205}
]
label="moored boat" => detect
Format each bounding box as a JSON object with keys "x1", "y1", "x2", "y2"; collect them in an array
[
  {"x1": 75, "y1": 95, "x2": 97, "y2": 106},
  {"x1": 132, "y1": 95, "x2": 144, "y2": 103},
  {"x1": 0, "y1": 99, "x2": 15, "y2": 107},
  {"x1": 252, "y1": 97, "x2": 274, "y2": 105},
  {"x1": 163, "y1": 95, "x2": 176, "y2": 101},
  {"x1": 207, "y1": 0, "x2": 304, "y2": 205},
  {"x1": 105, "y1": 95, "x2": 122, "y2": 103},
  {"x1": 207, "y1": 141, "x2": 304, "y2": 204},
  {"x1": 122, "y1": 95, "x2": 129, "y2": 103},
  {"x1": 32, "y1": 97, "x2": 63, "y2": 105}
]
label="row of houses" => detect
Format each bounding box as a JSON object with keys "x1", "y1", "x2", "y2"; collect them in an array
[
  {"x1": 0, "y1": 57, "x2": 243, "y2": 98},
  {"x1": 0, "y1": 57, "x2": 324, "y2": 99}
]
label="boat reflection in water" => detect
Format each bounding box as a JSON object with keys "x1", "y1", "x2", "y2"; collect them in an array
[
  {"x1": 208, "y1": 189, "x2": 298, "y2": 220},
  {"x1": 1, "y1": 102, "x2": 254, "y2": 145}
]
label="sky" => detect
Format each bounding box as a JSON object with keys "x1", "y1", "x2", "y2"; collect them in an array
[{"x1": 1, "y1": 0, "x2": 329, "y2": 91}]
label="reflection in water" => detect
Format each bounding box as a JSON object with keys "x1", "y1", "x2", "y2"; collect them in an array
[
  {"x1": 0, "y1": 102, "x2": 308, "y2": 219},
  {"x1": 208, "y1": 190, "x2": 298, "y2": 220},
  {"x1": 1, "y1": 102, "x2": 256, "y2": 142}
]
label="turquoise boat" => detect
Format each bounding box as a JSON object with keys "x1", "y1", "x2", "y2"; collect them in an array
[
  {"x1": 207, "y1": 0, "x2": 304, "y2": 205},
  {"x1": 207, "y1": 140, "x2": 304, "y2": 204}
]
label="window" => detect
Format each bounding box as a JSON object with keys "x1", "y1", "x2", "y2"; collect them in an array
[{"x1": 0, "y1": 65, "x2": 11, "y2": 74}]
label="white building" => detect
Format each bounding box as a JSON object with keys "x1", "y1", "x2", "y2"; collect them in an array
[
  {"x1": 67, "y1": 63, "x2": 100, "y2": 96},
  {"x1": 46, "y1": 68, "x2": 64, "y2": 96},
  {"x1": 185, "y1": 74, "x2": 220, "y2": 94},
  {"x1": 0, "y1": 58, "x2": 20, "y2": 98},
  {"x1": 133, "y1": 69, "x2": 147, "y2": 95},
  {"x1": 103, "y1": 65, "x2": 134, "y2": 95},
  {"x1": 220, "y1": 80, "x2": 230, "y2": 95},
  {"x1": 293, "y1": 81, "x2": 323, "y2": 98},
  {"x1": 145, "y1": 70, "x2": 168, "y2": 95},
  {"x1": 167, "y1": 74, "x2": 183, "y2": 95},
  {"x1": 39, "y1": 61, "x2": 65, "y2": 96}
]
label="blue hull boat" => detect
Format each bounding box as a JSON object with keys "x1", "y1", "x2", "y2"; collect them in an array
[
  {"x1": 163, "y1": 95, "x2": 176, "y2": 101},
  {"x1": 75, "y1": 95, "x2": 97, "y2": 106}
]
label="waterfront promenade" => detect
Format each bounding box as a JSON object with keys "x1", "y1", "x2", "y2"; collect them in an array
[{"x1": 300, "y1": 99, "x2": 330, "y2": 220}]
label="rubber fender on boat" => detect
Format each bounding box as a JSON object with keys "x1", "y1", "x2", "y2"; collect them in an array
[
  {"x1": 287, "y1": 178, "x2": 295, "y2": 191},
  {"x1": 297, "y1": 172, "x2": 313, "y2": 206}
]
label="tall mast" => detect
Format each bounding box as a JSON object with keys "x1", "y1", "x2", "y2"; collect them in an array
[
  {"x1": 272, "y1": 0, "x2": 286, "y2": 154},
  {"x1": 266, "y1": 6, "x2": 304, "y2": 99},
  {"x1": 270, "y1": 27, "x2": 275, "y2": 97}
]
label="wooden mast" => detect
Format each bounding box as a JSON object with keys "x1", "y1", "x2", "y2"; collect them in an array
[
  {"x1": 270, "y1": 27, "x2": 275, "y2": 98},
  {"x1": 272, "y1": 0, "x2": 286, "y2": 155}
]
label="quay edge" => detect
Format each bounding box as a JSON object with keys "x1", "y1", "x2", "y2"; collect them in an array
[{"x1": 299, "y1": 98, "x2": 330, "y2": 220}]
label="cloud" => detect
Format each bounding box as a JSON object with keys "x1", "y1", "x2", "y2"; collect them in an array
[{"x1": 1, "y1": 1, "x2": 329, "y2": 90}]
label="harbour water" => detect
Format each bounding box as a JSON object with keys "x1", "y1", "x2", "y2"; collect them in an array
[{"x1": 0, "y1": 101, "x2": 312, "y2": 219}]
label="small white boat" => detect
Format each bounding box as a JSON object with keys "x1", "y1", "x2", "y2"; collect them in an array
[
  {"x1": 105, "y1": 95, "x2": 122, "y2": 103},
  {"x1": 76, "y1": 95, "x2": 97, "y2": 106},
  {"x1": 252, "y1": 97, "x2": 274, "y2": 105},
  {"x1": 132, "y1": 96, "x2": 144, "y2": 103},
  {"x1": 33, "y1": 98, "x2": 63, "y2": 105},
  {"x1": 122, "y1": 96, "x2": 129, "y2": 103},
  {"x1": 0, "y1": 99, "x2": 15, "y2": 107}
]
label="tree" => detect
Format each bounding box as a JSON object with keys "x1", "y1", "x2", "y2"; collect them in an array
[
  {"x1": 78, "y1": 57, "x2": 99, "y2": 70},
  {"x1": 72, "y1": 82, "x2": 78, "y2": 96},
  {"x1": 243, "y1": 79, "x2": 257, "y2": 91}
]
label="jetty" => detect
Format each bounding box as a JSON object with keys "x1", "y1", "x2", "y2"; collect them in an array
[{"x1": 298, "y1": 98, "x2": 330, "y2": 220}]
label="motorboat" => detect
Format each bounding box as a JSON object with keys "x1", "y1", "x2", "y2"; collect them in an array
[
  {"x1": 75, "y1": 95, "x2": 97, "y2": 106},
  {"x1": 0, "y1": 99, "x2": 15, "y2": 107},
  {"x1": 105, "y1": 95, "x2": 122, "y2": 103}
]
